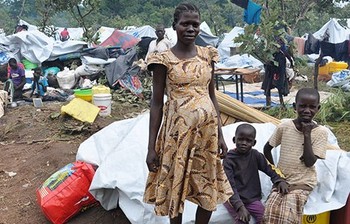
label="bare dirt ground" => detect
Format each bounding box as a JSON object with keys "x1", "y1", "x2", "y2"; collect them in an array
[{"x1": 0, "y1": 100, "x2": 148, "y2": 224}]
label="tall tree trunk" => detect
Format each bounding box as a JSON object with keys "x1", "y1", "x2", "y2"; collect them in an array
[
  {"x1": 280, "y1": 0, "x2": 285, "y2": 20},
  {"x1": 18, "y1": 0, "x2": 26, "y2": 19},
  {"x1": 290, "y1": 1, "x2": 317, "y2": 30}
]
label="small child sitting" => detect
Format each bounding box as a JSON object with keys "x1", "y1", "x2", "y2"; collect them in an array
[
  {"x1": 223, "y1": 123, "x2": 288, "y2": 224},
  {"x1": 30, "y1": 67, "x2": 48, "y2": 98}
]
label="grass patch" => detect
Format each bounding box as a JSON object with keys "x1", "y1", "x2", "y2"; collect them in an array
[
  {"x1": 264, "y1": 89, "x2": 350, "y2": 150},
  {"x1": 316, "y1": 89, "x2": 350, "y2": 124},
  {"x1": 328, "y1": 121, "x2": 350, "y2": 150}
]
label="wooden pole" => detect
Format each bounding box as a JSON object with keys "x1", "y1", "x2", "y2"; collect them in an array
[{"x1": 314, "y1": 52, "x2": 323, "y2": 90}]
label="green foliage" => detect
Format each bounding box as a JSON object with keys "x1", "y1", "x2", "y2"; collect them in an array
[
  {"x1": 263, "y1": 105, "x2": 296, "y2": 120},
  {"x1": 234, "y1": 9, "x2": 287, "y2": 64},
  {"x1": 0, "y1": 0, "x2": 348, "y2": 42},
  {"x1": 316, "y1": 89, "x2": 350, "y2": 124},
  {"x1": 35, "y1": 0, "x2": 59, "y2": 35},
  {"x1": 0, "y1": 7, "x2": 16, "y2": 34},
  {"x1": 50, "y1": 0, "x2": 101, "y2": 40},
  {"x1": 264, "y1": 89, "x2": 350, "y2": 124},
  {"x1": 109, "y1": 15, "x2": 144, "y2": 30},
  {"x1": 233, "y1": 0, "x2": 349, "y2": 67}
]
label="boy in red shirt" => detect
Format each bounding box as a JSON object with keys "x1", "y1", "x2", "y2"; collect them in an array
[{"x1": 60, "y1": 28, "x2": 70, "y2": 42}]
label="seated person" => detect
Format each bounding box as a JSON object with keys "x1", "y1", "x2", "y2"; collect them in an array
[
  {"x1": 7, "y1": 58, "x2": 26, "y2": 100},
  {"x1": 30, "y1": 67, "x2": 48, "y2": 98},
  {"x1": 263, "y1": 88, "x2": 328, "y2": 224},
  {"x1": 223, "y1": 123, "x2": 288, "y2": 224},
  {"x1": 60, "y1": 28, "x2": 70, "y2": 42}
]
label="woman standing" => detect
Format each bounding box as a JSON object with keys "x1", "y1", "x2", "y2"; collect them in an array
[{"x1": 144, "y1": 3, "x2": 233, "y2": 224}]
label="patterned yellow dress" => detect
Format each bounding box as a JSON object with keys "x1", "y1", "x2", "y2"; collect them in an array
[{"x1": 143, "y1": 46, "x2": 233, "y2": 218}]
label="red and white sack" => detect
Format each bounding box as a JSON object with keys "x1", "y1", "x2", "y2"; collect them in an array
[{"x1": 36, "y1": 161, "x2": 97, "y2": 224}]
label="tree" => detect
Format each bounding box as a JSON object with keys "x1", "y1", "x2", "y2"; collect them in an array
[
  {"x1": 52, "y1": 0, "x2": 101, "y2": 40},
  {"x1": 234, "y1": 0, "x2": 345, "y2": 63},
  {"x1": 0, "y1": 7, "x2": 15, "y2": 34},
  {"x1": 234, "y1": 9, "x2": 286, "y2": 65},
  {"x1": 35, "y1": 0, "x2": 59, "y2": 37},
  {"x1": 0, "y1": 0, "x2": 347, "y2": 43}
]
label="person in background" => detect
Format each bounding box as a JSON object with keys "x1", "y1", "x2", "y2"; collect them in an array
[
  {"x1": 60, "y1": 28, "x2": 70, "y2": 42},
  {"x1": 263, "y1": 88, "x2": 328, "y2": 224},
  {"x1": 143, "y1": 3, "x2": 233, "y2": 224},
  {"x1": 30, "y1": 67, "x2": 48, "y2": 98},
  {"x1": 145, "y1": 24, "x2": 172, "y2": 62},
  {"x1": 223, "y1": 123, "x2": 287, "y2": 224},
  {"x1": 14, "y1": 24, "x2": 28, "y2": 33},
  {"x1": 7, "y1": 58, "x2": 26, "y2": 100}
]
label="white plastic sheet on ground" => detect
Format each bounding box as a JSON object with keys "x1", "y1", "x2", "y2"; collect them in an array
[
  {"x1": 216, "y1": 54, "x2": 264, "y2": 71},
  {"x1": 0, "y1": 30, "x2": 87, "y2": 63},
  {"x1": 327, "y1": 70, "x2": 350, "y2": 91},
  {"x1": 76, "y1": 112, "x2": 350, "y2": 223},
  {"x1": 0, "y1": 30, "x2": 53, "y2": 63}
]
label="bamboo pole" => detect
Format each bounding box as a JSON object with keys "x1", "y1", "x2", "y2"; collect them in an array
[{"x1": 216, "y1": 90, "x2": 280, "y2": 125}]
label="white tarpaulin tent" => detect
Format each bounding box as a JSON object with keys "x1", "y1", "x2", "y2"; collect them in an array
[
  {"x1": 92, "y1": 26, "x2": 116, "y2": 45},
  {"x1": 217, "y1": 26, "x2": 244, "y2": 60},
  {"x1": 164, "y1": 21, "x2": 219, "y2": 47},
  {"x1": 0, "y1": 30, "x2": 87, "y2": 63},
  {"x1": 19, "y1": 19, "x2": 85, "y2": 41},
  {"x1": 0, "y1": 19, "x2": 87, "y2": 63},
  {"x1": 76, "y1": 112, "x2": 350, "y2": 224},
  {"x1": 93, "y1": 26, "x2": 156, "y2": 46},
  {"x1": 56, "y1": 27, "x2": 85, "y2": 41},
  {"x1": 18, "y1": 19, "x2": 38, "y2": 31},
  {"x1": 92, "y1": 22, "x2": 218, "y2": 50},
  {"x1": 313, "y1": 18, "x2": 350, "y2": 44},
  {"x1": 122, "y1": 25, "x2": 156, "y2": 39},
  {"x1": 215, "y1": 26, "x2": 263, "y2": 69}
]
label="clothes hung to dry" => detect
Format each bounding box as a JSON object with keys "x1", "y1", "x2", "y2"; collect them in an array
[
  {"x1": 293, "y1": 37, "x2": 306, "y2": 56},
  {"x1": 262, "y1": 51, "x2": 289, "y2": 97},
  {"x1": 304, "y1": 33, "x2": 320, "y2": 55},
  {"x1": 320, "y1": 40, "x2": 349, "y2": 62},
  {"x1": 243, "y1": 0, "x2": 262, "y2": 25}
]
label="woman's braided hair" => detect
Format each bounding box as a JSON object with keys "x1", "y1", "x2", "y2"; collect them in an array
[{"x1": 172, "y1": 3, "x2": 200, "y2": 29}]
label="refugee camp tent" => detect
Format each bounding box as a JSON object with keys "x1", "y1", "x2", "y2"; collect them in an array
[
  {"x1": 122, "y1": 25, "x2": 156, "y2": 39},
  {"x1": 0, "y1": 27, "x2": 87, "y2": 63},
  {"x1": 92, "y1": 26, "x2": 115, "y2": 45},
  {"x1": 56, "y1": 27, "x2": 85, "y2": 41},
  {"x1": 313, "y1": 18, "x2": 350, "y2": 44},
  {"x1": 196, "y1": 21, "x2": 219, "y2": 47},
  {"x1": 215, "y1": 26, "x2": 263, "y2": 69},
  {"x1": 217, "y1": 26, "x2": 244, "y2": 60},
  {"x1": 17, "y1": 19, "x2": 85, "y2": 42},
  {"x1": 95, "y1": 25, "x2": 156, "y2": 47},
  {"x1": 18, "y1": 19, "x2": 38, "y2": 31},
  {"x1": 99, "y1": 29, "x2": 140, "y2": 50},
  {"x1": 164, "y1": 21, "x2": 219, "y2": 47},
  {"x1": 164, "y1": 27, "x2": 177, "y2": 46}
]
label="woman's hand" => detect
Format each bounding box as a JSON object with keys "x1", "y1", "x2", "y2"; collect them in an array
[
  {"x1": 146, "y1": 148, "x2": 160, "y2": 172},
  {"x1": 218, "y1": 135, "x2": 228, "y2": 159}
]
